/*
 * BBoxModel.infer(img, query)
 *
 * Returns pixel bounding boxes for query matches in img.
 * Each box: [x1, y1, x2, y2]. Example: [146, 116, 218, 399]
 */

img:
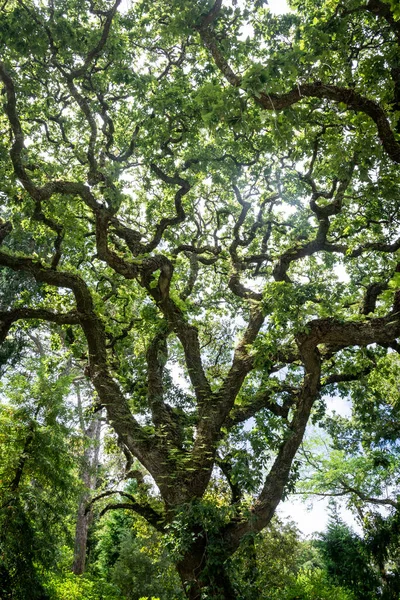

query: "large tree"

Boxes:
[1, 0, 400, 597]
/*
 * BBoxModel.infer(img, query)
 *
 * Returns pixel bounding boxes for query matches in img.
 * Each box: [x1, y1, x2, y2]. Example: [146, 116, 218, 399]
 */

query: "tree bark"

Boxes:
[177, 535, 237, 600]
[72, 399, 102, 575]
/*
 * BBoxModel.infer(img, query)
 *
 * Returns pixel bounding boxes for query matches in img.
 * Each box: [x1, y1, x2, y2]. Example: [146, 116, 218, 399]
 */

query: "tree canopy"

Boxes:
[1, 0, 400, 597]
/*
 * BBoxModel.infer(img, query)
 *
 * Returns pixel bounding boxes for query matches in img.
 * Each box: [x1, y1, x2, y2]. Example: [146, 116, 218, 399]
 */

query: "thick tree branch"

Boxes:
[146, 325, 185, 444]
[197, 26, 400, 163]
[301, 484, 399, 510]
[196, 25, 241, 87]
[0, 66, 105, 211]
[87, 490, 166, 531]
[224, 340, 321, 548]
[338, 481, 399, 509]
[225, 389, 294, 429]
[216, 454, 243, 505]
[321, 368, 373, 386]
[0, 249, 173, 487]
[185, 304, 265, 487]
[0, 307, 80, 344]
[300, 312, 400, 350]
[180, 251, 200, 300]
[148, 164, 190, 251]
[361, 281, 389, 315]
[198, 0, 223, 29]
[71, 0, 122, 78]
[219, 304, 265, 405]
[273, 161, 355, 282]
[140, 256, 212, 406]
[222, 302, 400, 548]
[365, 0, 400, 44]
[99, 503, 165, 527]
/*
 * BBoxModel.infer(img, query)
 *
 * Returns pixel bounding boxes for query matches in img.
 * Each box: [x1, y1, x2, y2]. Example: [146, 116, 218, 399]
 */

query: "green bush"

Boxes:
[279, 569, 355, 600]
[45, 572, 121, 600]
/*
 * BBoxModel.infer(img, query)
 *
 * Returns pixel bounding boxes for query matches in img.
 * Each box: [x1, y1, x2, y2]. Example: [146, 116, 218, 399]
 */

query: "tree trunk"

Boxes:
[177, 536, 237, 600]
[72, 494, 91, 576]
[72, 402, 102, 575]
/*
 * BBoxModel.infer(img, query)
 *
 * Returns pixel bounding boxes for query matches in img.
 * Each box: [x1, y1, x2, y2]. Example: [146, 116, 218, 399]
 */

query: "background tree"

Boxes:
[72, 384, 102, 576]
[1, 0, 400, 597]
[299, 351, 400, 598]
[317, 515, 380, 600]
[0, 344, 80, 598]
[229, 517, 320, 599]
[91, 503, 183, 599]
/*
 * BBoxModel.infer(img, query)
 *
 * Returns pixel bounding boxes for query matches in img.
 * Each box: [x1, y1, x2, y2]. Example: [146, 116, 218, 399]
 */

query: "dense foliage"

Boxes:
[1, 0, 400, 597]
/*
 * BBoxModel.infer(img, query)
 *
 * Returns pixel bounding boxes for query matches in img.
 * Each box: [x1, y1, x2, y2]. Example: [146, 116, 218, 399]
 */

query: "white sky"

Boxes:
[278, 495, 362, 537]
[119, 0, 290, 15]
[268, 0, 290, 14]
